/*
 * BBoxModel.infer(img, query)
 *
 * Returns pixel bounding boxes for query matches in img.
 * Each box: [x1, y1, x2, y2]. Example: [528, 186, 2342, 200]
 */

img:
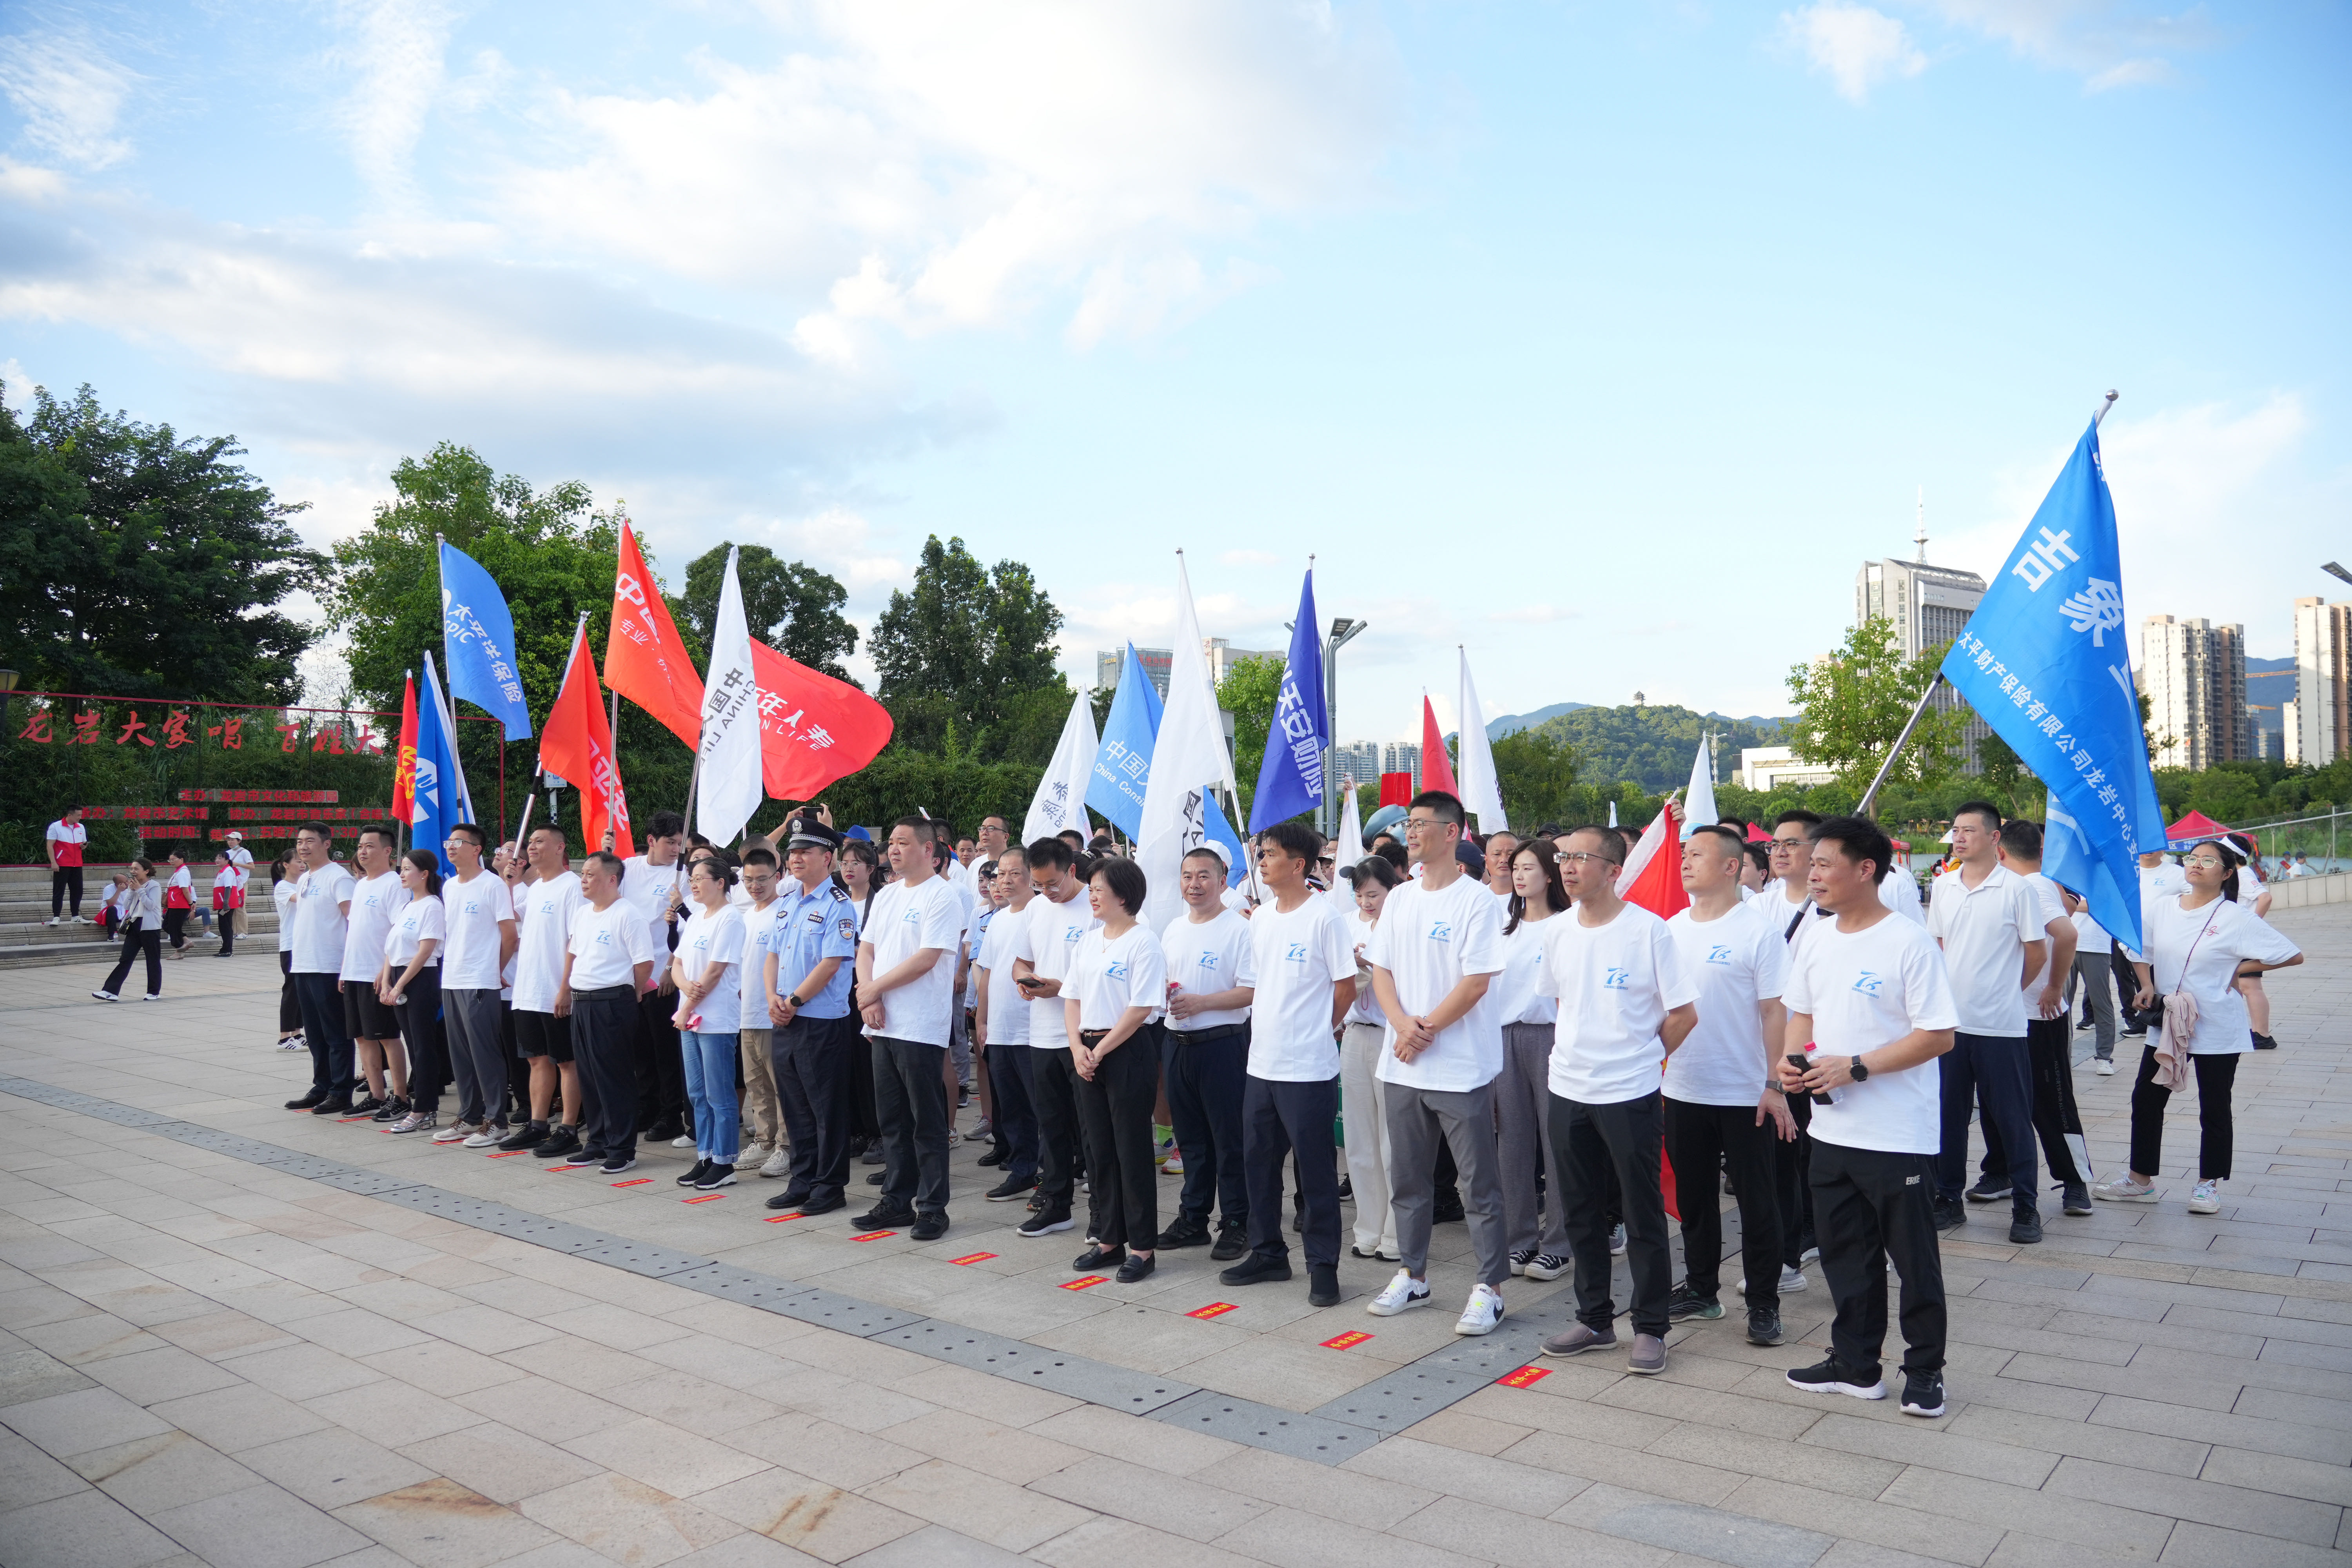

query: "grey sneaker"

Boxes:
[1541, 1323, 1619, 1358]
[1628, 1333, 1667, 1375]
[760, 1147, 792, 1179]
[432, 1120, 478, 1144]
[2094, 1175, 2157, 1203]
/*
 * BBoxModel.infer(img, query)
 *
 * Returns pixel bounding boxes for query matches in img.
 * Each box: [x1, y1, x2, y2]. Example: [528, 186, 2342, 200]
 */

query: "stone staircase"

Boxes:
[0, 864, 281, 970]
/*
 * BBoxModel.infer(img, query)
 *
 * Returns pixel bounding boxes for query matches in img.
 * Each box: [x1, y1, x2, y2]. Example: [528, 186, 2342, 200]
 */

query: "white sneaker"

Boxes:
[1735, 1266, 1808, 1297]
[432, 1121, 477, 1144]
[1608, 1224, 1626, 1256]
[671, 1133, 695, 1148]
[2188, 1180, 2220, 1215]
[2093, 1175, 2157, 1203]
[2096, 1059, 2116, 1075]
[278, 1036, 305, 1051]
[1367, 1270, 1432, 1318]
[462, 1127, 501, 1148]
[760, 1147, 792, 1179]
[91, 990, 118, 1002]
[45, 917, 63, 927]
[1455, 1283, 1505, 1337]
[736, 1144, 767, 1170]
[138, 993, 162, 1002]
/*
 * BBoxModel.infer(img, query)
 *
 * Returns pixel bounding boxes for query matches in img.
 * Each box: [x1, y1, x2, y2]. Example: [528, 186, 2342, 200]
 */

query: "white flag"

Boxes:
[1024, 686, 1100, 847]
[1327, 779, 1364, 917]
[693, 546, 764, 846]
[1455, 647, 1507, 833]
[1138, 554, 1237, 931]
[1680, 732, 1718, 838]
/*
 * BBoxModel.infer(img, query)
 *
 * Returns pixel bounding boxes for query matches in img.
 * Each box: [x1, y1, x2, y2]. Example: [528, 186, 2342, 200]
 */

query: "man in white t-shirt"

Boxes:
[45, 806, 88, 924]
[1011, 836, 1100, 1238]
[506, 824, 586, 1160]
[973, 847, 1041, 1204]
[854, 816, 965, 1241]
[339, 825, 410, 1118]
[436, 823, 519, 1148]
[223, 830, 254, 873]
[1218, 824, 1350, 1307]
[1779, 816, 1959, 1419]
[1662, 826, 1795, 1348]
[1535, 825, 1697, 1374]
[1364, 791, 1512, 1336]
[1978, 820, 2091, 1216]
[1158, 843, 1258, 1260]
[621, 810, 691, 1143]
[563, 851, 660, 1175]
[1925, 802, 2047, 1243]
[287, 822, 359, 1112]
[1759, 810, 1834, 1283]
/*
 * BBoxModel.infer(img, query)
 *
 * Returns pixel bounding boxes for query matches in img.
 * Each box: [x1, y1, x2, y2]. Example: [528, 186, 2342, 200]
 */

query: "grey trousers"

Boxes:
[1496, 1021, 1570, 1257]
[442, 989, 509, 1129]
[1382, 1078, 1510, 1287]
[2070, 952, 2118, 1059]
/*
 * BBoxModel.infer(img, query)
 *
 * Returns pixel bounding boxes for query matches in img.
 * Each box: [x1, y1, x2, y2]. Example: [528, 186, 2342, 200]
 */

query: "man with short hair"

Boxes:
[564, 851, 660, 1175]
[1926, 802, 2047, 1243]
[1012, 836, 1099, 1237]
[1756, 810, 1829, 1289]
[1158, 843, 1257, 1259]
[733, 846, 790, 1179]
[854, 817, 964, 1240]
[509, 824, 586, 1159]
[622, 811, 691, 1142]
[974, 846, 1042, 1201]
[287, 823, 358, 1113]
[1981, 819, 2089, 1215]
[435, 823, 519, 1149]
[765, 817, 861, 1213]
[1537, 824, 1697, 1374]
[340, 825, 410, 1118]
[45, 806, 87, 926]
[1780, 816, 1958, 1418]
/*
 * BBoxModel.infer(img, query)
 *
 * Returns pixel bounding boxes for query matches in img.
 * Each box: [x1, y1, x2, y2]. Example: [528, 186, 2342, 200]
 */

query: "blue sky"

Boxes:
[3, 1, 2345, 741]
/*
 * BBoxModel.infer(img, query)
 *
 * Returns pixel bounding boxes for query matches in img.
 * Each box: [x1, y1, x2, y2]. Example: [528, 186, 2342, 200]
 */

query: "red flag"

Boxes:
[1377, 771, 1415, 808]
[604, 520, 704, 750]
[1419, 697, 1459, 797]
[391, 673, 420, 823]
[1615, 797, 1688, 1220]
[543, 622, 635, 858]
[750, 639, 893, 801]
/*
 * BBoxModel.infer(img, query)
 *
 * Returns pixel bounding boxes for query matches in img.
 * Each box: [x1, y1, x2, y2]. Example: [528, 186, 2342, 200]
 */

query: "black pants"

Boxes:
[983, 1039, 1039, 1183]
[102, 922, 162, 998]
[2129, 1045, 2238, 1180]
[161, 908, 189, 952]
[771, 1014, 857, 1204]
[394, 967, 447, 1114]
[1031, 1044, 1085, 1219]
[1775, 1090, 1816, 1268]
[573, 986, 641, 1163]
[1243, 1074, 1339, 1269]
[1664, 1097, 1784, 1309]
[52, 866, 82, 917]
[1981, 1016, 2087, 1187]
[871, 1034, 952, 1217]
[216, 909, 235, 956]
[1552, 1090, 1673, 1338]
[635, 989, 686, 1132]
[1937, 1031, 2037, 1219]
[1811, 1138, 1945, 1382]
[1072, 1026, 1161, 1250]
[848, 987, 880, 1143]
[1164, 1025, 1249, 1230]
[278, 951, 303, 1033]
[294, 971, 355, 1097]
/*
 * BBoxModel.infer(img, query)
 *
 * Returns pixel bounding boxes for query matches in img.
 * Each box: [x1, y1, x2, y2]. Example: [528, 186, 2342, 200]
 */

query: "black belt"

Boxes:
[1167, 1023, 1246, 1045]
[575, 984, 635, 1000]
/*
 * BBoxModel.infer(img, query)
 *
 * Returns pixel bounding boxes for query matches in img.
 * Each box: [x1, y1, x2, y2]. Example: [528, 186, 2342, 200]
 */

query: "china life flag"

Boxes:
[391, 673, 421, 823]
[541, 623, 635, 858]
[604, 521, 704, 749]
[750, 640, 893, 801]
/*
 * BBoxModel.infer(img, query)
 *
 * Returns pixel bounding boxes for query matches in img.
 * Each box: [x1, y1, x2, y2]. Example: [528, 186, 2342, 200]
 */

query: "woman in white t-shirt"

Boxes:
[671, 858, 748, 1190]
[2097, 840, 2302, 1215]
[1061, 857, 1167, 1282]
[160, 851, 195, 958]
[270, 853, 304, 1047]
[381, 852, 450, 1135]
[1494, 841, 1572, 1281]
[1338, 855, 1403, 1260]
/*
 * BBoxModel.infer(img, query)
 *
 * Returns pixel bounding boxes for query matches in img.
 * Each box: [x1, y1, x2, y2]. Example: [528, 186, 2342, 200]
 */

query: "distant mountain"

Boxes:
[1485, 702, 1590, 739]
[1506, 703, 1794, 793]
[2248, 656, 2293, 735]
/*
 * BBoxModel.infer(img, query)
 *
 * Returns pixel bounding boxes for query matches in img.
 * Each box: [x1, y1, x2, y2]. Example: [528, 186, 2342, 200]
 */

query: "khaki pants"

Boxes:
[739, 1027, 782, 1151]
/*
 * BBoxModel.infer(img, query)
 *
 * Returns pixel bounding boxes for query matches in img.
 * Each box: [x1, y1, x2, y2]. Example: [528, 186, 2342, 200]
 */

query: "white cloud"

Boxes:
[1905, 2, 2205, 90]
[330, 0, 457, 207]
[1780, 2, 1926, 103]
[0, 26, 137, 169]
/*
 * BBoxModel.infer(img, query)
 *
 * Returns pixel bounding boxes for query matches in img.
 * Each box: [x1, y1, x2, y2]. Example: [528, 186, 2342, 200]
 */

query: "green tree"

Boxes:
[680, 543, 858, 680]
[869, 535, 1065, 754]
[1784, 618, 1967, 792]
[1216, 654, 1287, 822]
[1518, 705, 1785, 793]
[0, 383, 321, 701]
[1489, 728, 1582, 826]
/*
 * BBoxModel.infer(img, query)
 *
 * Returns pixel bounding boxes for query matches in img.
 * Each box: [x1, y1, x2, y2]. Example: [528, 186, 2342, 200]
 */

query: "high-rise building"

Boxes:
[1382, 740, 1421, 787]
[1331, 742, 1382, 790]
[1096, 638, 1282, 700]
[2140, 615, 2249, 771]
[1853, 501, 1988, 772]
[2288, 597, 2352, 766]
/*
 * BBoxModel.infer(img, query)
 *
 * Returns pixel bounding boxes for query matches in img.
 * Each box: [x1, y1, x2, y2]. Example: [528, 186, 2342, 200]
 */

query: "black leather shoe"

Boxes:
[853, 1204, 916, 1229]
[1931, 1198, 1966, 1233]
[909, 1213, 948, 1241]
[1209, 1225, 1249, 1262]
[285, 1089, 327, 1111]
[1308, 1264, 1340, 1307]
[310, 1098, 354, 1116]
[1114, 1253, 1155, 1284]
[1431, 1188, 1466, 1224]
[798, 1192, 846, 1215]
[976, 1147, 1007, 1167]
[1073, 1243, 1125, 1270]
[1219, 1253, 1292, 1287]
[1157, 1220, 1212, 1250]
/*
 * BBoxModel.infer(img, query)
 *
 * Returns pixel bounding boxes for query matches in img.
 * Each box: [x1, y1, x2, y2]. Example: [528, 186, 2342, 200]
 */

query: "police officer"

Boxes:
[764, 814, 862, 1215]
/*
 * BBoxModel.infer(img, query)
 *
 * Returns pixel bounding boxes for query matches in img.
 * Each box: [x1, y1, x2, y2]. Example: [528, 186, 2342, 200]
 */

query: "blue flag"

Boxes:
[412, 653, 477, 876]
[1939, 418, 2164, 951]
[1249, 569, 1329, 831]
[1086, 642, 1246, 882]
[439, 540, 532, 740]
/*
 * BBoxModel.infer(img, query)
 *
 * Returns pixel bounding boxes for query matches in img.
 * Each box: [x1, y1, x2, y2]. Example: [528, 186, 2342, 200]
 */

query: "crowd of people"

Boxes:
[55, 788, 2305, 1421]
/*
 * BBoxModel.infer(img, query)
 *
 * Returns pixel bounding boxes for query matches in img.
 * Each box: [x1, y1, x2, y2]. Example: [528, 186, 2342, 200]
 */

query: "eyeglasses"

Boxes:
[1558, 851, 1618, 866]
[1404, 817, 1452, 833]
[2183, 855, 2227, 870]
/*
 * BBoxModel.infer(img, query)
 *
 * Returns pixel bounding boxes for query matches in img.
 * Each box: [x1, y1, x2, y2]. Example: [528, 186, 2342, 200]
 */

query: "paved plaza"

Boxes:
[2, 902, 2349, 1568]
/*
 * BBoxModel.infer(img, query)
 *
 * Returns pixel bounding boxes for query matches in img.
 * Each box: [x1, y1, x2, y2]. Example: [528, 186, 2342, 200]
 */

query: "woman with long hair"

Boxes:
[93, 859, 163, 1002]
[1338, 854, 1403, 1260]
[271, 852, 304, 1047]
[2096, 839, 2301, 1214]
[1494, 839, 1573, 1281]
[382, 851, 450, 1135]
[672, 856, 748, 1189]
[1063, 857, 1166, 1282]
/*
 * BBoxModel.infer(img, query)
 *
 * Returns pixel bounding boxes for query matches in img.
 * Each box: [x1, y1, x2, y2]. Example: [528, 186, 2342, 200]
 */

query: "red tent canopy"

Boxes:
[2165, 809, 2233, 847]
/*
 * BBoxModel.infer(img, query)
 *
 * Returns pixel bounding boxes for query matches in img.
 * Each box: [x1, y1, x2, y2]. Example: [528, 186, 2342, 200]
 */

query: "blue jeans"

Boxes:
[681, 1029, 741, 1159]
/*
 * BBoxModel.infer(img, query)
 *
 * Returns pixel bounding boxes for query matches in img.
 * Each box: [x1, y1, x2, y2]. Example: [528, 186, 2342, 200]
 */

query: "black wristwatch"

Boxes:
[1849, 1055, 1870, 1082]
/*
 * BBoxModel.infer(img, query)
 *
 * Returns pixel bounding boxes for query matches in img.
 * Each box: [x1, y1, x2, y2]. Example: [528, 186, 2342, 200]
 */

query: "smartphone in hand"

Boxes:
[1788, 1053, 1833, 1106]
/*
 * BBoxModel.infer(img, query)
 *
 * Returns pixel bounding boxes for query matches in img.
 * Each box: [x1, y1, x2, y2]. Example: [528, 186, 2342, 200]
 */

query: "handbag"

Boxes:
[2149, 903, 2223, 1093]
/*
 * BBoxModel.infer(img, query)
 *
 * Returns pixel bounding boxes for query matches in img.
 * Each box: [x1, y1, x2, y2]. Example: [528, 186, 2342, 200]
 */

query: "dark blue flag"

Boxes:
[1249, 570, 1329, 831]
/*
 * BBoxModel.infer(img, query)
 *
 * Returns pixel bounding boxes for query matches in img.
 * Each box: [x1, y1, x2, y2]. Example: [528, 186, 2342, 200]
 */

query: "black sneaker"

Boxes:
[1785, 1357, 1887, 1401]
[598, 1157, 636, 1176]
[1900, 1371, 1947, 1417]
[1157, 1219, 1212, 1249]
[1964, 1177, 2012, 1204]
[798, 1192, 846, 1215]
[976, 1147, 1007, 1168]
[1019, 1209, 1075, 1238]
[1073, 1243, 1125, 1270]
[909, 1213, 947, 1241]
[310, 1097, 354, 1116]
[2252, 1033, 2279, 1051]
[854, 1204, 916, 1230]
[1219, 1253, 1292, 1287]
[2062, 1182, 2092, 1216]
[645, 1118, 684, 1143]
[864, 1171, 885, 1186]
[1931, 1198, 1967, 1233]
[534, 1126, 583, 1159]
[285, 1089, 327, 1111]
[985, 1174, 1037, 1203]
[1308, 1264, 1340, 1308]
[1209, 1224, 1249, 1262]
[1746, 1307, 1784, 1346]
[2009, 1211, 2043, 1245]
[1431, 1188, 1465, 1224]
[350, 1094, 387, 1116]
[370, 1096, 411, 1123]
[695, 1164, 736, 1191]
[860, 1145, 886, 1166]
[559, 1146, 602, 1169]
[1666, 1282, 1724, 1322]
[499, 1121, 549, 1152]
[1114, 1253, 1154, 1283]
[676, 1159, 711, 1188]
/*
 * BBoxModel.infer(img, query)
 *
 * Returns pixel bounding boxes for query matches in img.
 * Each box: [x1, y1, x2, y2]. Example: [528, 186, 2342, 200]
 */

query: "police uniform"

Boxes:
[765, 817, 862, 1211]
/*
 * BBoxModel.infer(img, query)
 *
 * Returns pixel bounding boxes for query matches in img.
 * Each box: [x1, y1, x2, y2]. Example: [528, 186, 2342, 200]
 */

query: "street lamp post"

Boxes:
[1320, 618, 1367, 836]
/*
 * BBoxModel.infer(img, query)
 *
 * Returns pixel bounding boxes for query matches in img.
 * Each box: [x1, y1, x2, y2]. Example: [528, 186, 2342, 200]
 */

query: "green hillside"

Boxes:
[1525, 704, 1789, 793]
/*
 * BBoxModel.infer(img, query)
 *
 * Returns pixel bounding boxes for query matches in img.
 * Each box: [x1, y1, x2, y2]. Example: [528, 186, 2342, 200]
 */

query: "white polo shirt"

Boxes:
[1925, 863, 2040, 1037]
[289, 861, 354, 975]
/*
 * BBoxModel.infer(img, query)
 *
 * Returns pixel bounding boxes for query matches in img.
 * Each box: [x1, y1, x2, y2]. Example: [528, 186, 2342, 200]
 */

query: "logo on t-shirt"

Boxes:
[1428, 921, 1453, 942]
[1706, 946, 1734, 966]
[1603, 966, 1630, 990]
[594, 930, 613, 946]
[1063, 926, 1082, 944]
[462, 900, 480, 915]
[1851, 970, 1885, 995]
[1285, 943, 1308, 963]
[1107, 961, 1129, 981]
[1198, 952, 1220, 971]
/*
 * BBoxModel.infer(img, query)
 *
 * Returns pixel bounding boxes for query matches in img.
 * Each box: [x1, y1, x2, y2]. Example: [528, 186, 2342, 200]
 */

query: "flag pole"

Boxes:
[1858, 390, 2119, 817]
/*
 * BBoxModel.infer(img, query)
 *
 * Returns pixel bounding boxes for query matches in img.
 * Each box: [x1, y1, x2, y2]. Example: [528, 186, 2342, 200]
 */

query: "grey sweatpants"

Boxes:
[1496, 1021, 1570, 1258]
[1382, 1078, 1510, 1287]
[2070, 952, 2118, 1060]
[442, 988, 509, 1129]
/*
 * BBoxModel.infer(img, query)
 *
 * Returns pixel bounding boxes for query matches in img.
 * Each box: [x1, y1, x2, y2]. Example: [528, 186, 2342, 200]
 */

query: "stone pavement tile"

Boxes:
[396, 1421, 605, 1505]
[1944, 1404, 2210, 1475]
[562, 1413, 771, 1497]
[1166, 1332, 1386, 1412]
[1028, 1514, 1264, 1568]
[449, 1370, 633, 1435]
[0, 1281, 91, 1331]
[1025, 1402, 1247, 1476]
[2040, 1310, 2266, 1359]
[691, 1465, 925, 1564]
[633, 1332, 801, 1391]
[454, 1274, 601, 1321]
[1819, 1541, 1960, 1568]
[869, 1407, 1089, 1485]
[2235, 1384, 2352, 1432]
[667, 1533, 828, 1567]
[1879, 1466, 2177, 1558]
[151, 1479, 374, 1568]
[536, 1299, 701, 1354]
[655, 1296, 828, 1354]
[2256, 1337, 2352, 1375]
[746, 1365, 938, 1434]
[1394, 1402, 1537, 1455]
[405, 1303, 561, 1356]
[216, 1339, 384, 1401]
[1559, 1485, 1841, 1568]
[1028, 1452, 1270, 1544]
[2137, 1341, 2352, 1399]
[1648, 1419, 1906, 1500]
[1501, 1426, 1745, 1505]
[0, 1423, 88, 1508]
[858, 1456, 1093, 1552]
[2044, 1454, 2342, 1546]
[518, 1470, 745, 1563]
[358, 1336, 530, 1396]
[1029, 1300, 1255, 1376]
[70, 1429, 260, 1513]
[883, 1359, 1082, 1428]
[17, 1310, 167, 1366]
[1800, 1410, 2059, 1487]
[1596, 1373, 1829, 1439]
[0, 1486, 187, 1568]
[2088, 1392, 2352, 1463]
[1980, 1531, 2172, 1568]
[840, 1521, 1036, 1566]
[1230, 1498, 1509, 1568]
[240, 1425, 439, 1510]
[1991, 1353, 2243, 1413]
[148, 1307, 303, 1360]
[2200, 1444, 2352, 1506]
[726, 1412, 928, 1492]
[5, 1383, 174, 1457]
[332, 1477, 570, 1568]
[303, 1376, 485, 1448]
[2156, 1520, 2352, 1568]
[1194, 1445, 1440, 1530]
[1719, 1476, 2004, 1567]
[601, 1368, 786, 1439]
[281, 1306, 435, 1358]
[499, 1332, 670, 1393]
[0, 1343, 97, 1405]
[1460, 1381, 1677, 1446]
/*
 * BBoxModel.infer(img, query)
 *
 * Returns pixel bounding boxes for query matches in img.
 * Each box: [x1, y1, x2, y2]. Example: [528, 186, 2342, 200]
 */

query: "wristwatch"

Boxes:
[1849, 1055, 1870, 1082]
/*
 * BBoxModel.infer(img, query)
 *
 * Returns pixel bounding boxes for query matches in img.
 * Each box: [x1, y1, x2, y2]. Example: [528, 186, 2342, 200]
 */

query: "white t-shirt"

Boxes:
[1344, 907, 1384, 1027]
[1664, 901, 1789, 1107]
[568, 897, 658, 991]
[512, 871, 584, 1014]
[1542, 903, 1695, 1105]
[440, 871, 515, 991]
[2140, 894, 2299, 1054]
[224, 843, 253, 871]
[1069, 924, 1168, 1033]
[1492, 913, 1559, 1027]
[1881, 865, 1925, 924]
[2071, 907, 2111, 951]
[862, 875, 965, 1045]
[621, 854, 687, 960]
[1015, 888, 1099, 1049]
[385, 895, 445, 970]
[977, 900, 1033, 1046]
[289, 862, 354, 974]
[1245, 897, 1354, 1080]
[274, 879, 300, 953]
[1161, 908, 1257, 1034]
[1365, 874, 1506, 1093]
[1784, 912, 1959, 1154]
[2139, 862, 2189, 901]
[1926, 864, 2040, 1037]
[676, 904, 747, 1034]
[739, 901, 781, 1020]
[340, 871, 408, 984]
[2017, 871, 2068, 1004]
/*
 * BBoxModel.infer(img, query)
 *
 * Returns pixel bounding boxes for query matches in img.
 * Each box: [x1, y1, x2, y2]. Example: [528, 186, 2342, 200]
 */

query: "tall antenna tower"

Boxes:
[1915, 486, 1929, 563]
